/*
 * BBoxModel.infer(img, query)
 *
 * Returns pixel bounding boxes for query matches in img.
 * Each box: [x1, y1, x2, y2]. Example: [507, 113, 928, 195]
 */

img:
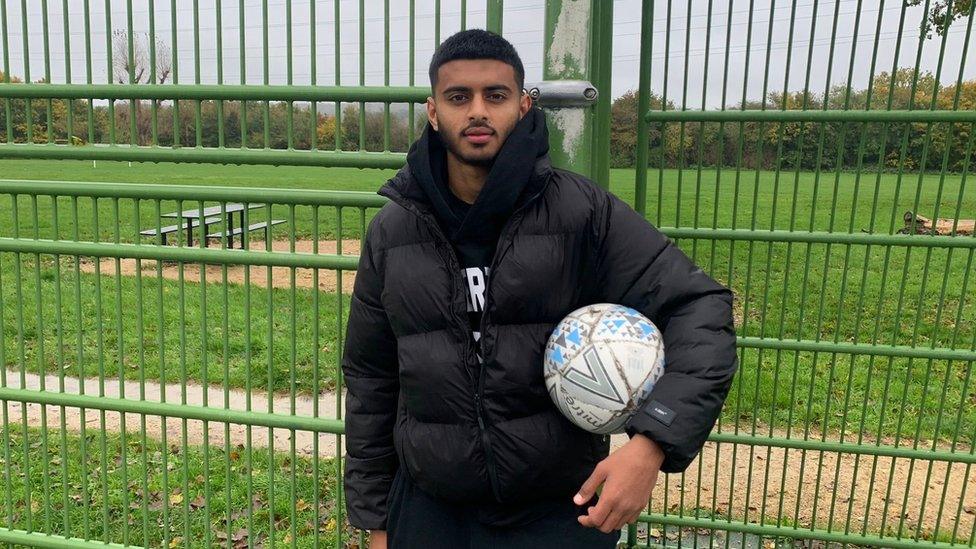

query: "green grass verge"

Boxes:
[0, 424, 356, 547]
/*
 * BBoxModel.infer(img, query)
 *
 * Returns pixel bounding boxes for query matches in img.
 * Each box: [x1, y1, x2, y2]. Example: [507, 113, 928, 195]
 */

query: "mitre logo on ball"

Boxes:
[544, 303, 666, 435]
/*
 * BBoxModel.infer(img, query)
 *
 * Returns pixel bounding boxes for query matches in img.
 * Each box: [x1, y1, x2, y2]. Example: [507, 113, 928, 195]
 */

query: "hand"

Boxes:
[368, 530, 387, 549]
[574, 434, 664, 533]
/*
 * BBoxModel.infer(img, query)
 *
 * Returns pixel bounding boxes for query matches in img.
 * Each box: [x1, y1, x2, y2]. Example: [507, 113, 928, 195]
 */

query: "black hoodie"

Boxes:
[408, 107, 551, 356]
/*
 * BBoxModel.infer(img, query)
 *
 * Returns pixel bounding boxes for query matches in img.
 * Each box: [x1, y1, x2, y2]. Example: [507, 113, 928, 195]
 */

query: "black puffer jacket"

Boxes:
[342, 109, 738, 531]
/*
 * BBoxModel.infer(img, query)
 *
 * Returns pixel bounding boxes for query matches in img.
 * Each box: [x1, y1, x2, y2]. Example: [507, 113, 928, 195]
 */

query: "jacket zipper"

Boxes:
[381, 181, 550, 503]
[474, 208, 529, 502]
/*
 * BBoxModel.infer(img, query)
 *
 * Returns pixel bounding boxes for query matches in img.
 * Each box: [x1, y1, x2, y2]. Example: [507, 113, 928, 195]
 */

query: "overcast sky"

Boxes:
[2, 0, 973, 108]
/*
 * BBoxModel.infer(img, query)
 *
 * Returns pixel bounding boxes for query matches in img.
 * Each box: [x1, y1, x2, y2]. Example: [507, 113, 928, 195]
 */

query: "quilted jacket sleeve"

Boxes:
[342, 225, 399, 530]
[594, 192, 738, 473]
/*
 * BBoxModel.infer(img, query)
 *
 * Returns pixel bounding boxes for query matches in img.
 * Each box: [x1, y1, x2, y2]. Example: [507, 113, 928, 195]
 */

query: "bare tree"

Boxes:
[112, 30, 172, 84]
[111, 30, 174, 145]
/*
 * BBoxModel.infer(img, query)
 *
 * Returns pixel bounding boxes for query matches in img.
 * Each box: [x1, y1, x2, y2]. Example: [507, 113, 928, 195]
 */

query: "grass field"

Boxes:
[0, 159, 973, 445]
[0, 424, 352, 547]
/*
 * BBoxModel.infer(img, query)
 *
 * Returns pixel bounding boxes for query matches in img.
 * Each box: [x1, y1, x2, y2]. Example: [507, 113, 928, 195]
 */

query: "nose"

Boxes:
[468, 95, 489, 121]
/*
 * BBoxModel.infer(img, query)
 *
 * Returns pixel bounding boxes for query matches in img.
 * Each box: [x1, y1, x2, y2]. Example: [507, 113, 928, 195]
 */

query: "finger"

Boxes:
[577, 504, 605, 529]
[577, 506, 593, 527]
[574, 463, 608, 505]
[586, 496, 614, 528]
[599, 509, 627, 534]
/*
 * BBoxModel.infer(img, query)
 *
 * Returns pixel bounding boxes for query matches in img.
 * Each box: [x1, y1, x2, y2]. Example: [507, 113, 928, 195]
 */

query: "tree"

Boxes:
[907, 0, 973, 38]
[109, 30, 173, 145]
[112, 29, 172, 84]
[340, 104, 411, 152]
[0, 71, 85, 144]
[609, 90, 673, 168]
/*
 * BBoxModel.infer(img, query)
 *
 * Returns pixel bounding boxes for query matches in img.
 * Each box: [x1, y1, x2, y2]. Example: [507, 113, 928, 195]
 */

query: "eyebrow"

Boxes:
[441, 84, 514, 96]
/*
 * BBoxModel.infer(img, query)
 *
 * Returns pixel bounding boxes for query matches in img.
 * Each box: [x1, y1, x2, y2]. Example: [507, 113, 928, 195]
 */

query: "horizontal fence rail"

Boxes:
[0, 84, 431, 103]
[644, 109, 976, 123]
[0, 144, 409, 168]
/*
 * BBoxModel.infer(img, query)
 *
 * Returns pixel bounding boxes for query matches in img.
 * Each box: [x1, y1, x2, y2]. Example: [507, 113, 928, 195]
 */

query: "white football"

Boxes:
[543, 303, 666, 435]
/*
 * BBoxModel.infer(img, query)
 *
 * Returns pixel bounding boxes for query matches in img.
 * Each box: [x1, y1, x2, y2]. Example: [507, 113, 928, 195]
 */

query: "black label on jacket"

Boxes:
[645, 400, 676, 426]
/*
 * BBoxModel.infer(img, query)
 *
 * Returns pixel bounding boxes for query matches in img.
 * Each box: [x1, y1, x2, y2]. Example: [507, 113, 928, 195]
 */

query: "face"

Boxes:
[427, 59, 532, 167]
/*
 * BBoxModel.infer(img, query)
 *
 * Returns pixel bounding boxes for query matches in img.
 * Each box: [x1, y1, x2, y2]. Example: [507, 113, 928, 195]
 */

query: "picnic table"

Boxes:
[900, 210, 975, 236]
[141, 203, 284, 248]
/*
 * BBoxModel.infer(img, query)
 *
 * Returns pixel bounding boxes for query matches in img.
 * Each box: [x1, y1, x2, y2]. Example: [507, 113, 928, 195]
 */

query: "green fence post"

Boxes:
[486, 0, 503, 35]
[541, 0, 611, 188]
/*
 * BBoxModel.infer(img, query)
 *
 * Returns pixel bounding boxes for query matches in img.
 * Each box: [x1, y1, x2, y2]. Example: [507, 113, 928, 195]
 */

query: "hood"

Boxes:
[379, 106, 553, 242]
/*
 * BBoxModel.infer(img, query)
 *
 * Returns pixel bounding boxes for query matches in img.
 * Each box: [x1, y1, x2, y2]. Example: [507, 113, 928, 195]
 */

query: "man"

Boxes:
[342, 29, 737, 548]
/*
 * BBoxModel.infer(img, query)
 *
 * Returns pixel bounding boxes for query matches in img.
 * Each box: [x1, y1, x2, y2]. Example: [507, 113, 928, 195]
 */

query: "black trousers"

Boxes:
[386, 469, 620, 549]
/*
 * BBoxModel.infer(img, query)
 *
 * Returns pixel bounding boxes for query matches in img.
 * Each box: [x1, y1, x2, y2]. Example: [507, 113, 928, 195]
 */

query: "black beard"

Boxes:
[439, 131, 497, 168]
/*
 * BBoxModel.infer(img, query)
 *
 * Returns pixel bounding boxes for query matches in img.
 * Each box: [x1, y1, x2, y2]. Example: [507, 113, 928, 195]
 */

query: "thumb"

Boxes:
[574, 462, 607, 505]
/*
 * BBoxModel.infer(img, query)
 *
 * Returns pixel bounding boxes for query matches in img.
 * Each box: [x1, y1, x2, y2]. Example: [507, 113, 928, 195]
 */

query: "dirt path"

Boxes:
[79, 239, 362, 293]
[2, 369, 973, 540]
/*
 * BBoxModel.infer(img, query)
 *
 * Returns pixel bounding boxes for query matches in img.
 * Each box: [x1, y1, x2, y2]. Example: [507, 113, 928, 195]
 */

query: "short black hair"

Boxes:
[428, 29, 525, 92]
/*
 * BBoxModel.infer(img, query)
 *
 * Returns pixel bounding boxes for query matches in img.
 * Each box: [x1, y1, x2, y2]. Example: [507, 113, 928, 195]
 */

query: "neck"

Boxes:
[446, 151, 490, 204]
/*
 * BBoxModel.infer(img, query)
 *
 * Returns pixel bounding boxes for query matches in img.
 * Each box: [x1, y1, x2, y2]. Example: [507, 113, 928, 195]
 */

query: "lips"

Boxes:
[463, 127, 494, 145]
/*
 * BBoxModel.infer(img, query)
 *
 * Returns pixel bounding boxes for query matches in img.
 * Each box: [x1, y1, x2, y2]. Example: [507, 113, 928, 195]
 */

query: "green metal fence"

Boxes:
[0, 1, 974, 548]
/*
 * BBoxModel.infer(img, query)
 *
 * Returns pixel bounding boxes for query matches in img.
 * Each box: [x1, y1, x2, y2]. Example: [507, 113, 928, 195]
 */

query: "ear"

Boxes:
[518, 90, 532, 119]
[426, 97, 438, 131]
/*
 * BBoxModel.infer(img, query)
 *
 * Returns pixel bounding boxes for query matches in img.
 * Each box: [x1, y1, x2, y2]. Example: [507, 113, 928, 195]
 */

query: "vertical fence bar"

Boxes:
[262, 0, 270, 149]
[132, 198, 151, 547]
[0, 242, 9, 546]
[61, 0, 72, 143]
[310, 0, 317, 151]
[193, 0, 202, 147]
[288, 204, 298, 549]
[336, 206, 347, 549]
[384, 0, 390, 152]
[1, 0, 11, 143]
[171, 0, 179, 147]
[265, 202, 275, 548]
[28, 195, 51, 535]
[126, 1, 137, 145]
[70, 197, 83, 541]
[312, 206, 321, 548]
[486, 0, 503, 34]
[286, 0, 294, 150]
[358, 0, 365, 151]
[334, 0, 342, 151]
[90, 197, 103, 543]
[590, 0, 612, 189]
[20, 0, 31, 143]
[51, 199, 66, 537]
[83, 0, 94, 143]
[240, 0, 247, 148]
[216, 0, 225, 148]
[243, 201, 255, 547]
[407, 0, 415, 145]
[149, 0, 158, 145]
[104, 0, 114, 144]
[633, 0, 652, 217]
[41, 1, 51, 144]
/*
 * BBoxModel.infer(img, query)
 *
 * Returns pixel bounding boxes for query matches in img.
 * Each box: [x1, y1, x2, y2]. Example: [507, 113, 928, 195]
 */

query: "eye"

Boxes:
[488, 93, 506, 101]
[448, 94, 468, 103]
